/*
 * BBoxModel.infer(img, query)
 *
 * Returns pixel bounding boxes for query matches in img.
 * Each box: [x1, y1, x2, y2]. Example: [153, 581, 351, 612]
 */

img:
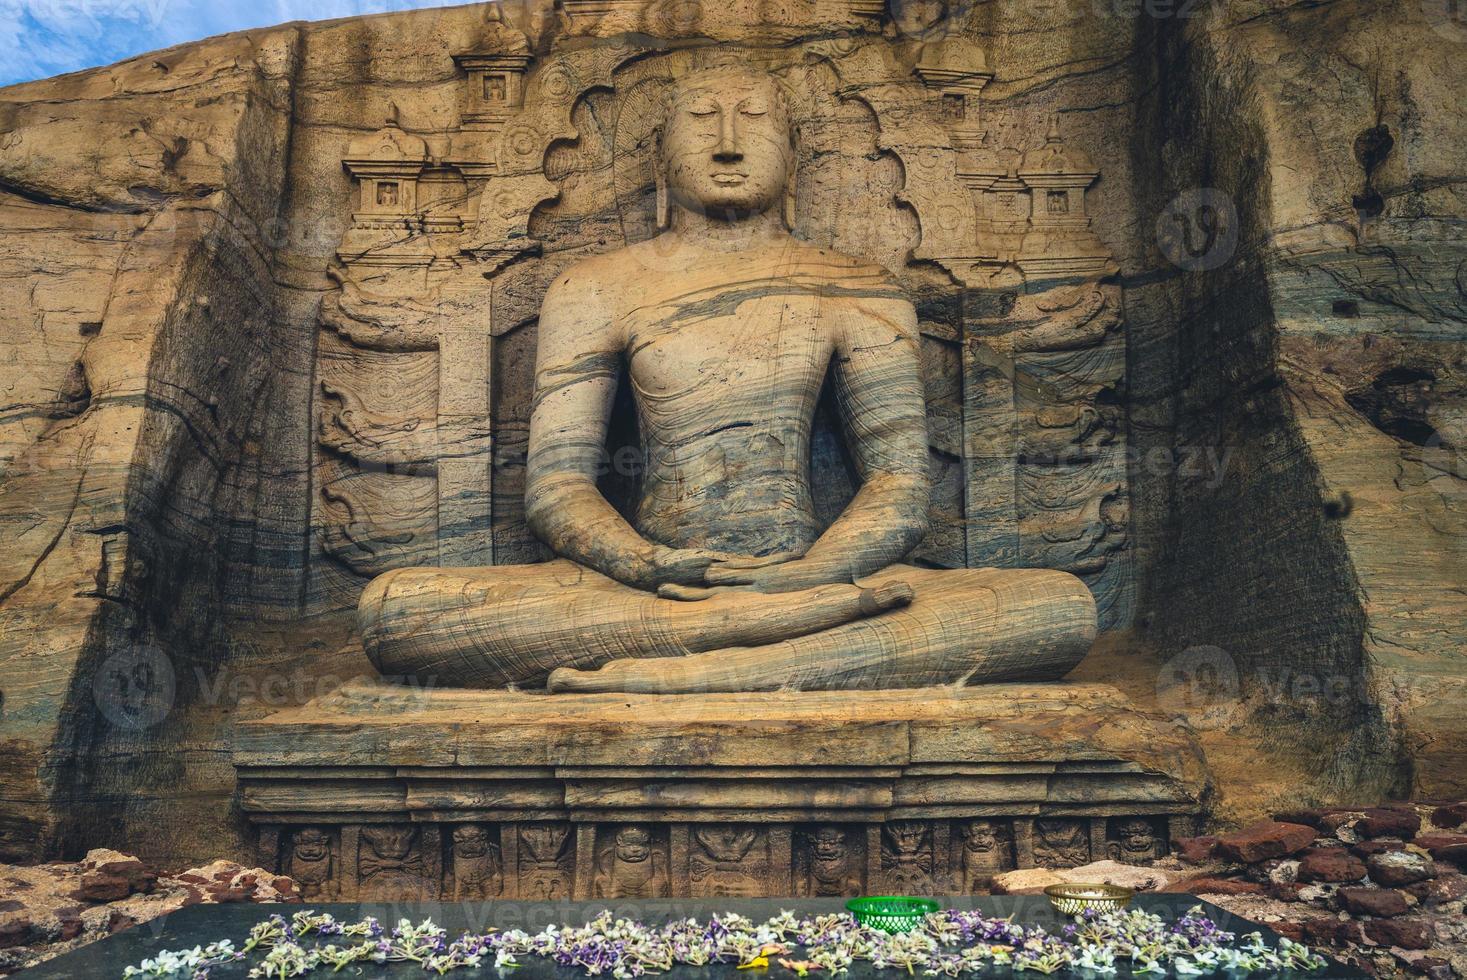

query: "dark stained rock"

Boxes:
[1173, 835, 1219, 864]
[1423, 840, 1467, 867]
[1429, 802, 1467, 830]
[1363, 917, 1432, 950]
[1271, 920, 1306, 942]
[1303, 917, 1363, 945]
[72, 872, 133, 903]
[1299, 848, 1368, 882]
[1320, 811, 1367, 834]
[1366, 850, 1436, 887]
[1339, 886, 1411, 918]
[1352, 840, 1400, 858]
[1404, 873, 1467, 906]
[1267, 880, 1307, 901]
[1272, 809, 1327, 829]
[0, 916, 32, 949]
[107, 910, 139, 934]
[1357, 809, 1422, 840]
[1215, 822, 1318, 863]
[1163, 876, 1265, 895]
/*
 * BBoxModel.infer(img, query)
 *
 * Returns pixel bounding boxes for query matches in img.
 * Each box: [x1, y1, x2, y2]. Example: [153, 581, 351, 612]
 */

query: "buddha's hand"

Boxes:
[650, 551, 801, 600]
[701, 556, 852, 594]
[643, 546, 794, 590]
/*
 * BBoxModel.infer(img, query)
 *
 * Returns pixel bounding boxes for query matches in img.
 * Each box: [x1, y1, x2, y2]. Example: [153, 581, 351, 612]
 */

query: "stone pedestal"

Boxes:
[233, 682, 1208, 900]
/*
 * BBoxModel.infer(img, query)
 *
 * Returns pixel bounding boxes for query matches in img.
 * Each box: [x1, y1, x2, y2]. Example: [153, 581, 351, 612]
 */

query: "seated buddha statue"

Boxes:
[357, 64, 1097, 694]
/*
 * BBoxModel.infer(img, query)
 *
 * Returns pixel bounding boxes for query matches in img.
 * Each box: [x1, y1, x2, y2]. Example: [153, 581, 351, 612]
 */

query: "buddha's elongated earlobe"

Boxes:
[655, 130, 671, 231]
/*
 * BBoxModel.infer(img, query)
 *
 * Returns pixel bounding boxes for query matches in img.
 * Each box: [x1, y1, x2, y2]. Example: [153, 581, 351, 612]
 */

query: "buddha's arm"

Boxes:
[525, 270, 707, 592]
[706, 291, 930, 592]
[805, 292, 931, 573]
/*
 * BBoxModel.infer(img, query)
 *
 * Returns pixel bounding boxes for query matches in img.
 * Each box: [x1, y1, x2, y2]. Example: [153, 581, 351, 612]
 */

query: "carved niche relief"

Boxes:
[447, 824, 504, 899]
[517, 822, 575, 899]
[308, 0, 1132, 627]
[286, 826, 338, 900]
[592, 825, 670, 899]
[952, 818, 1015, 892]
[795, 825, 864, 897]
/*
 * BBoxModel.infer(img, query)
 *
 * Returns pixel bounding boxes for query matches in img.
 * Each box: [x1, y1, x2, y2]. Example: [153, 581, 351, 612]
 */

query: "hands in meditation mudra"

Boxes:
[358, 65, 1097, 693]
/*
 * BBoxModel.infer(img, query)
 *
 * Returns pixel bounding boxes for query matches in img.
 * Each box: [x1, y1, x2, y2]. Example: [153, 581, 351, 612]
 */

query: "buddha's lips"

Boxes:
[711, 172, 747, 184]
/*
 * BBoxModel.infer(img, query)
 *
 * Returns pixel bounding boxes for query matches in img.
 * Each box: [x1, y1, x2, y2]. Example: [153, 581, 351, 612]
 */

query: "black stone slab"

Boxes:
[12, 896, 1366, 979]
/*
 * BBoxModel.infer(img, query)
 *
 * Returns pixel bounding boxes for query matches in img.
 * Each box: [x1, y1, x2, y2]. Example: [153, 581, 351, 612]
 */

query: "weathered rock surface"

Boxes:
[0, 0, 1462, 874]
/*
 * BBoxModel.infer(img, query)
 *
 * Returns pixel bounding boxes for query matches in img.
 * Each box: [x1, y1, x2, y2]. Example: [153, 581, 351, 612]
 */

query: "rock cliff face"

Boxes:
[0, 0, 1462, 864]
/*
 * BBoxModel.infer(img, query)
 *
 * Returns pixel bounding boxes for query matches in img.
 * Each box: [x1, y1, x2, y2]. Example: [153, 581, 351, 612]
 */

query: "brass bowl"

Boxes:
[1044, 882, 1136, 916]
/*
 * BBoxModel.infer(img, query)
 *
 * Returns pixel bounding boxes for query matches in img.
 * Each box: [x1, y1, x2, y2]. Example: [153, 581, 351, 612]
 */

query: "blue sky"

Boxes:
[0, 0, 465, 88]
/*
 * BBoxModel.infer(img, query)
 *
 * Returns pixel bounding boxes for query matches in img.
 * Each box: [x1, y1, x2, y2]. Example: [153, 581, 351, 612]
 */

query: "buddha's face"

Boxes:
[661, 70, 793, 220]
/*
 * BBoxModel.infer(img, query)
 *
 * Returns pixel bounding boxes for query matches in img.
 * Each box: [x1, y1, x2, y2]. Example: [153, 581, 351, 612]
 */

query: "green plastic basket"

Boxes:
[846, 896, 941, 934]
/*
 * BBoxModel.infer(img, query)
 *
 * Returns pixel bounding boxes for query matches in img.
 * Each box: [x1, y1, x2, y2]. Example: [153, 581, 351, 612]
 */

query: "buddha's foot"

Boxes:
[546, 581, 914, 693]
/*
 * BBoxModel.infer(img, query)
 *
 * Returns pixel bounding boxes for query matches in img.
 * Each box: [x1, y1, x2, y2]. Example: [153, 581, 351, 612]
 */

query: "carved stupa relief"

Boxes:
[308, 0, 1132, 626]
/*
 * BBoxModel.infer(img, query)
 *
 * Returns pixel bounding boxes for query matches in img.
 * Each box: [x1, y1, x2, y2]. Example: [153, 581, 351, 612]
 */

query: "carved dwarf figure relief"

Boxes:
[691, 825, 762, 897]
[882, 821, 934, 893]
[799, 826, 861, 897]
[593, 826, 669, 899]
[448, 824, 503, 899]
[357, 62, 1098, 694]
[518, 824, 572, 900]
[957, 819, 1013, 892]
[359, 825, 425, 899]
[288, 826, 334, 899]
[1108, 818, 1164, 863]
[1033, 819, 1089, 868]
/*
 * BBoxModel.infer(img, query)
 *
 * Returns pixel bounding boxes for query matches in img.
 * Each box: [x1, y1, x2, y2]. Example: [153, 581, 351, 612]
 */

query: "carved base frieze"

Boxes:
[251, 812, 1197, 902]
[236, 682, 1206, 899]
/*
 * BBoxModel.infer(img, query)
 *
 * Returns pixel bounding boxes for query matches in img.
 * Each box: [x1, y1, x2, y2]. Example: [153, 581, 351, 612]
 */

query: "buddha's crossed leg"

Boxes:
[359, 559, 914, 689]
[545, 565, 1096, 693]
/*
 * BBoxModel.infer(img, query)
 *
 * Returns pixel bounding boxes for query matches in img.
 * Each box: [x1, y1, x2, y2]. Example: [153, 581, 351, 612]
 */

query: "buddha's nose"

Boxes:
[713, 112, 743, 162]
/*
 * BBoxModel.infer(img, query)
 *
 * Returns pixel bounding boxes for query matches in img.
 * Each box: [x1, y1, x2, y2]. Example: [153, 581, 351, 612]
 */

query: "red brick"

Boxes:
[1363, 918, 1431, 950]
[1404, 873, 1467, 906]
[1173, 835, 1219, 864]
[1299, 848, 1367, 882]
[1429, 802, 1467, 830]
[1163, 876, 1265, 895]
[1338, 886, 1410, 918]
[1216, 821, 1318, 863]
[1366, 850, 1436, 887]
[0, 916, 32, 950]
[1303, 917, 1362, 945]
[1272, 809, 1327, 829]
[1357, 809, 1422, 840]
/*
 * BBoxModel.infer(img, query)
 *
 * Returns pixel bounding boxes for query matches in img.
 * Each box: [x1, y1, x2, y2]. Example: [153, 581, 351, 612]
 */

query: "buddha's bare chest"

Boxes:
[621, 291, 835, 417]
